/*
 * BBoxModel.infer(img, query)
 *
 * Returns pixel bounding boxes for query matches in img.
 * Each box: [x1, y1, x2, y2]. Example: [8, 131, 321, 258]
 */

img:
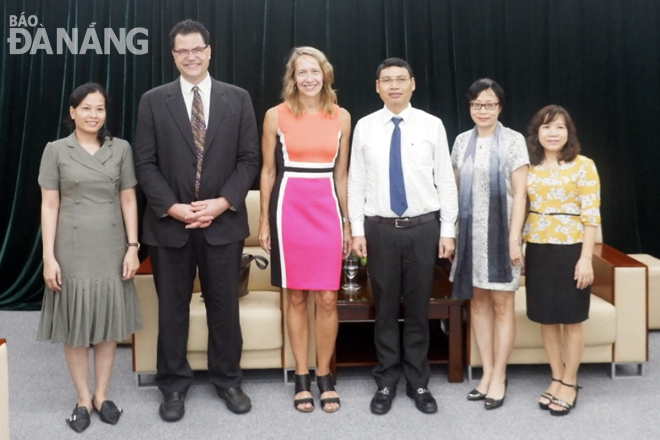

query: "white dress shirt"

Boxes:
[348, 104, 458, 238]
[180, 73, 211, 126]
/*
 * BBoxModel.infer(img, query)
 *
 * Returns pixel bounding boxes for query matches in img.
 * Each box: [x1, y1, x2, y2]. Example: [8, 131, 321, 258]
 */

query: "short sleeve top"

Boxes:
[450, 126, 529, 176]
[523, 155, 601, 244]
[38, 134, 137, 192]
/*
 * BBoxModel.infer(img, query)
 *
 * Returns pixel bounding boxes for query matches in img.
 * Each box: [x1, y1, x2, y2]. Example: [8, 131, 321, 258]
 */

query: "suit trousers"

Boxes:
[365, 217, 439, 389]
[150, 229, 244, 394]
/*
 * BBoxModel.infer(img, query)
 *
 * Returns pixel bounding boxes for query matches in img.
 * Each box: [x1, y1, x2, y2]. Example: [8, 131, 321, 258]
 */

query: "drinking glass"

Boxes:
[342, 255, 360, 291]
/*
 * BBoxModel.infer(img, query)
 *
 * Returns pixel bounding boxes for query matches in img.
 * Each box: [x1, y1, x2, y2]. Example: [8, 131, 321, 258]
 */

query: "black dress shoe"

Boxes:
[484, 379, 508, 410]
[217, 386, 252, 414]
[159, 392, 186, 422]
[370, 387, 396, 415]
[93, 398, 123, 425]
[467, 388, 487, 401]
[67, 405, 91, 433]
[406, 387, 438, 414]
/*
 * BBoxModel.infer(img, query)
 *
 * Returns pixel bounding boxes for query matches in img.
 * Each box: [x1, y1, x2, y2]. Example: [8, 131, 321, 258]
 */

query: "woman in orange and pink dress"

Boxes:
[259, 47, 351, 413]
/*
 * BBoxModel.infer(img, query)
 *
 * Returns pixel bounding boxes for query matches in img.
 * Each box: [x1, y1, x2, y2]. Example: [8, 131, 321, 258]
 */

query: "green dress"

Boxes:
[37, 133, 142, 347]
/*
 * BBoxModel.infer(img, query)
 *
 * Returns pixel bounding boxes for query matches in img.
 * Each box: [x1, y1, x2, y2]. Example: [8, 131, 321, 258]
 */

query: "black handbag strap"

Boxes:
[243, 254, 269, 270]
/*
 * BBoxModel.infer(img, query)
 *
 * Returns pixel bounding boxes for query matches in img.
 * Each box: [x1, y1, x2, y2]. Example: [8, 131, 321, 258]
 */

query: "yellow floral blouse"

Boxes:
[523, 155, 601, 244]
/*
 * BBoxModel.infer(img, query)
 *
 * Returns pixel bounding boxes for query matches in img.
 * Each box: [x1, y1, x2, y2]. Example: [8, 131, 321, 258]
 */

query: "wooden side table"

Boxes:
[332, 263, 466, 383]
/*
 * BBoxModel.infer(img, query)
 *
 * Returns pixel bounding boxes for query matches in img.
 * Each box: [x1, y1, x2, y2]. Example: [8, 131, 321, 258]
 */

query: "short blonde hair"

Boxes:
[282, 46, 337, 118]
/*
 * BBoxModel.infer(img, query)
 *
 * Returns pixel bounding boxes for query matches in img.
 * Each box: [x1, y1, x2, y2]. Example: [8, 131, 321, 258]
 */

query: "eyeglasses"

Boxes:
[469, 102, 499, 111]
[378, 76, 411, 85]
[173, 45, 208, 57]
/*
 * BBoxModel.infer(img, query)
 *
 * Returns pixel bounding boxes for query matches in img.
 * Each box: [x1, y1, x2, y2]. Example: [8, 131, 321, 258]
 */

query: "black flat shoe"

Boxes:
[66, 404, 91, 433]
[484, 379, 508, 410]
[370, 387, 396, 415]
[406, 387, 438, 414]
[539, 378, 561, 410]
[159, 391, 185, 422]
[293, 373, 314, 413]
[549, 381, 582, 416]
[467, 388, 487, 401]
[217, 386, 252, 414]
[93, 397, 123, 425]
[317, 374, 341, 413]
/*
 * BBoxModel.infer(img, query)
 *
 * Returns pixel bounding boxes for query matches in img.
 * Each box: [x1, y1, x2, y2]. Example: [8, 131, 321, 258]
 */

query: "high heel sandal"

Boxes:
[549, 381, 582, 416]
[317, 374, 341, 413]
[484, 378, 508, 410]
[539, 378, 561, 410]
[293, 374, 315, 413]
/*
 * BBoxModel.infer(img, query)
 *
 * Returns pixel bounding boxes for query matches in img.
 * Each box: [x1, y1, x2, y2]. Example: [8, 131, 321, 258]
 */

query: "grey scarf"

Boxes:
[452, 122, 512, 300]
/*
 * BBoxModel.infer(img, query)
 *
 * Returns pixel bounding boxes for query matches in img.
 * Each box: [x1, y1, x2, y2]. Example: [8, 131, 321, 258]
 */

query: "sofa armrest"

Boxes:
[0, 339, 10, 440]
[593, 244, 648, 363]
[132, 275, 159, 372]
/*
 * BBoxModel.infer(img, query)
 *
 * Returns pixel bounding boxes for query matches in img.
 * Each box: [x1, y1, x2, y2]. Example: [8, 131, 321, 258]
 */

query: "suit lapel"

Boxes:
[204, 79, 228, 151]
[66, 133, 116, 180]
[165, 81, 197, 156]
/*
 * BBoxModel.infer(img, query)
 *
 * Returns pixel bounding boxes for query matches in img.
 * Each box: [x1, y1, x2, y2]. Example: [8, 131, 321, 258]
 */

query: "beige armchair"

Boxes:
[628, 254, 660, 330]
[467, 235, 648, 380]
[0, 339, 9, 440]
[132, 190, 316, 385]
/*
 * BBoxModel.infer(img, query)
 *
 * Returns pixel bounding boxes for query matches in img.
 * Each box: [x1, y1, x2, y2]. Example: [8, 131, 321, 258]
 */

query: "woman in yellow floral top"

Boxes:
[523, 105, 600, 417]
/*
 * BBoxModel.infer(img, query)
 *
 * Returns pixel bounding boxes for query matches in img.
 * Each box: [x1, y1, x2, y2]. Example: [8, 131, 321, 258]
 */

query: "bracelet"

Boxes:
[342, 217, 349, 224]
[127, 242, 141, 250]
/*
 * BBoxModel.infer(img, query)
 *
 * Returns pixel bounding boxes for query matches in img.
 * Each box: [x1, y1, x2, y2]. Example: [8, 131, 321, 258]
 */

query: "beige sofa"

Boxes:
[467, 241, 648, 380]
[133, 190, 316, 385]
[0, 339, 9, 440]
[629, 254, 660, 330]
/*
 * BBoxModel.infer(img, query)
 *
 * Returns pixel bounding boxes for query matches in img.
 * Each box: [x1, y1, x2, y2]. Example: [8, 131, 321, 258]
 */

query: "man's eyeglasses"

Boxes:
[378, 76, 411, 85]
[469, 102, 499, 111]
[173, 45, 208, 57]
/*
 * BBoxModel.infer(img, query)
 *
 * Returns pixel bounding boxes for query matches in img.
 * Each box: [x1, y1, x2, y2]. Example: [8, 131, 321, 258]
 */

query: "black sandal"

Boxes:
[539, 377, 561, 410]
[549, 381, 582, 416]
[293, 374, 314, 413]
[317, 374, 341, 413]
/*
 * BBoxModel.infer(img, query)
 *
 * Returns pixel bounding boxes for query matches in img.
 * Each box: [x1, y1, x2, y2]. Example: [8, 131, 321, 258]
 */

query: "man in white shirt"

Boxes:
[348, 58, 458, 415]
[134, 19, 259, 421]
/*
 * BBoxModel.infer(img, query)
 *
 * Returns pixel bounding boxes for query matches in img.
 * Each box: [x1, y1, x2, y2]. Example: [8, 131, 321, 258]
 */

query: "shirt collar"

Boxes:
[381, 104, 412, 124]
[180, 73, 211, 96]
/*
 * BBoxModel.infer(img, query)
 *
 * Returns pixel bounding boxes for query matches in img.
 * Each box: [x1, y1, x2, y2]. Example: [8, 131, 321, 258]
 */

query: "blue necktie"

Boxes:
[389, 116, 408, 216]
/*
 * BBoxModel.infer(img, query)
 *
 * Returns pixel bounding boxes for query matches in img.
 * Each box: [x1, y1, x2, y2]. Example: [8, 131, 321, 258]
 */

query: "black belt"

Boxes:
[366, 211, 438, 229]
[529, 211, 580, 217]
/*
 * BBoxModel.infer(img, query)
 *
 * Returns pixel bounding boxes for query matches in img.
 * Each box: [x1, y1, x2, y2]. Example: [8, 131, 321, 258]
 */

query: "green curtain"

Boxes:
[2, 0, 659, 310]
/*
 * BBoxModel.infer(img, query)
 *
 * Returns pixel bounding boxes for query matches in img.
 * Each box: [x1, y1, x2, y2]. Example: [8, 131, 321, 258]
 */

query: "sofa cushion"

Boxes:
[514, 288, 616, 348]
[187, 291, 282, 352]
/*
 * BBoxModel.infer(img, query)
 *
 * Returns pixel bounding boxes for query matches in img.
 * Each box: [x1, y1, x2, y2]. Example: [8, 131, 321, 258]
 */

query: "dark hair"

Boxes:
[67, 83, 111, 143]
[375, 57, 414, 79]
[526, 105, 581, 166]
[466, 78, 505, 108]
[169, 19, 210, 50]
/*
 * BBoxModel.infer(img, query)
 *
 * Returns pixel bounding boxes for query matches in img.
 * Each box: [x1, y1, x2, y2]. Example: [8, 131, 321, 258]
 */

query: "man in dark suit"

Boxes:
[134, 19, 260, 421]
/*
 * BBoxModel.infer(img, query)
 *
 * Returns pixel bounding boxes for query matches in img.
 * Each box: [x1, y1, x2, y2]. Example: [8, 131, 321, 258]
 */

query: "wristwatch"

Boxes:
[127, 242, 141, 250]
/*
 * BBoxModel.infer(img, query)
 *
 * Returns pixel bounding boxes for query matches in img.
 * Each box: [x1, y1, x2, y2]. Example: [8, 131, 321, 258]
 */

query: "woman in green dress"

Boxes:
[38, 83, 142, 433]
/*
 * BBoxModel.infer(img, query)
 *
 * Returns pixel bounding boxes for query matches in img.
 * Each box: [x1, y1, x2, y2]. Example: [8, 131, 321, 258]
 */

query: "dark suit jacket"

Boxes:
[134, 77, 260, 248]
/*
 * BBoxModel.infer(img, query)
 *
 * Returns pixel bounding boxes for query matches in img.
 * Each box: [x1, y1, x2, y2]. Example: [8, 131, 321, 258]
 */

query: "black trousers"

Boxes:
[365, 218, 439, 389]
[150, 229, 244, 394]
